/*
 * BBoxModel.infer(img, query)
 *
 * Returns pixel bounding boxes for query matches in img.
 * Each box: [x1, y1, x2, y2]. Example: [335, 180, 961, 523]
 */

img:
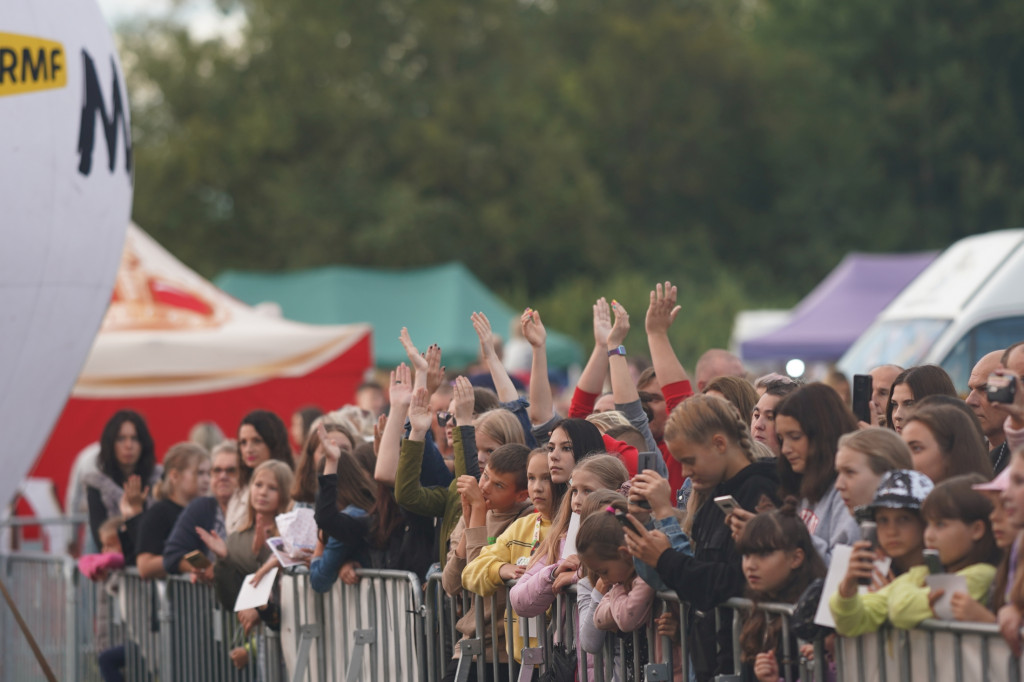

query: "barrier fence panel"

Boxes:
[0, 552, 76, 681]
[284, 568, 426, 682]
[9, 529, 1024, 682]
[835, 618, 1023, 682]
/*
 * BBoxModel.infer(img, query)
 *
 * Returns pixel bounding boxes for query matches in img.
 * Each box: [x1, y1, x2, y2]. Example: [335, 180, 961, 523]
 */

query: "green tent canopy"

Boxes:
[215, 262, 582, 369]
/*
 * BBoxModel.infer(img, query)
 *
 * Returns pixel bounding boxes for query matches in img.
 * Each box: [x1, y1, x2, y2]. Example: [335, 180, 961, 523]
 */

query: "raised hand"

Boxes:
[119, 475, 147, 518]
[645, 281, 681, 336]
[424, 343, 445, 396]
[471, 312, 497, 358]
[197, 526, 228, 559]
[390, 363, 413, 407]
[318, 423, 342, 463]
[372, 413, 387, 456]
[408, 386, 433, 439]
[607, 300, 630, 348]
[452, 375, 475, 427]
[593, 297, 612, 347]
[399, 327, 430, 378]
[520, 308, 547, 348]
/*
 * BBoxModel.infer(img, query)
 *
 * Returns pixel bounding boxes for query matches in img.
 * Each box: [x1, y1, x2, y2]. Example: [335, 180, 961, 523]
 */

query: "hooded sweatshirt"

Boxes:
[654, 459, 780, 682]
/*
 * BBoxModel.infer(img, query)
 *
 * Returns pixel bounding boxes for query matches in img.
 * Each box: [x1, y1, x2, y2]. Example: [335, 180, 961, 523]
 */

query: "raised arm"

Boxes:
[570, 298, 613, 417]
[522, 308, 554, 427]
[374, 363, 412, 486]
[393, 387, 450, 517]
[471, 312, 519, 402]
[645, 282, 690, 389]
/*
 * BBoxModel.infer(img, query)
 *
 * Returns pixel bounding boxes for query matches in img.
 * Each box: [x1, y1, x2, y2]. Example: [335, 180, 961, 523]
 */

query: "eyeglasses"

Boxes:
[437, 412, 457, 428]
[212, 466, 238, 476]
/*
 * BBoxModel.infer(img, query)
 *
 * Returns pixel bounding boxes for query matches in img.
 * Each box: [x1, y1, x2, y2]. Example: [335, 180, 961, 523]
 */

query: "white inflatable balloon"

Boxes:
[1, 2, 132, 509]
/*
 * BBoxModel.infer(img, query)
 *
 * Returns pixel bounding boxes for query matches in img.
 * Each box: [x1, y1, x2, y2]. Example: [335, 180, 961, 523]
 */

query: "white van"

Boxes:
[838, 229, 1024, 393]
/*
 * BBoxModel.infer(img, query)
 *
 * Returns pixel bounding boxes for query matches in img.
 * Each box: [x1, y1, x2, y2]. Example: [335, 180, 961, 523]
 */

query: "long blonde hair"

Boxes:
[530, 454, 628, 567]
[243, 460, 293, 533]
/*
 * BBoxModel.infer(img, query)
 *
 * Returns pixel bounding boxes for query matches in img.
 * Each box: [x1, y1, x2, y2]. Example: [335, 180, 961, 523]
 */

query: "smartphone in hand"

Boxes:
[852, 374, 873, 423]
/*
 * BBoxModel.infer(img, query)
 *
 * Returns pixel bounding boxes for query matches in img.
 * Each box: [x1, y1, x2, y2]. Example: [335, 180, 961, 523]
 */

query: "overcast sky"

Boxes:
[96, 0, 243, 40]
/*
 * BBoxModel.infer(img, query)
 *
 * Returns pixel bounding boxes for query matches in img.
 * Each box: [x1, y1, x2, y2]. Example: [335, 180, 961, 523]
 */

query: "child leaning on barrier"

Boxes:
[830, 474, 998, 636]
[309, 423, 376, 592]
[736, 497, 827, 682]
[509, 454, 630, 619]
[461, 447, 554, 663]
[441, 443, 535, 682]
[578, 492, 683, 682]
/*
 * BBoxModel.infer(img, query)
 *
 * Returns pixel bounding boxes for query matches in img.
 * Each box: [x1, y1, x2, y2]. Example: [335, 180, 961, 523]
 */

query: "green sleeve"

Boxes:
[394, 439, 448, 518]
[829, 584, 892, 637]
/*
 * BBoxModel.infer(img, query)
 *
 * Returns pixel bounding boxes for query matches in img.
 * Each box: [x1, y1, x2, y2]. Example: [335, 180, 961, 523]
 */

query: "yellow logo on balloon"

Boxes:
[0, 33, 67, 97]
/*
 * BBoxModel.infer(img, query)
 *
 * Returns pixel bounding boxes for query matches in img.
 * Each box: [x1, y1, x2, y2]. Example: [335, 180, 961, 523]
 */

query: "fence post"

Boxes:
[63, 556, 78, 682]
[157, 579, 173, 682]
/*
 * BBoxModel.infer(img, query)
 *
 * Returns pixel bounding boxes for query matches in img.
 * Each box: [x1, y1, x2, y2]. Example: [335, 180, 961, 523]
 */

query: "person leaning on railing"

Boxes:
[461, 447, 554, 663]
[622, 395, 779, 682]
[735, 499, 827, 682]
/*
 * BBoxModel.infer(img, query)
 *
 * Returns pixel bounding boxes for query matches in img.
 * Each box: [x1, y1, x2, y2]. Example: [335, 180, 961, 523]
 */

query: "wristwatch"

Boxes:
[607, 345, 626, 357]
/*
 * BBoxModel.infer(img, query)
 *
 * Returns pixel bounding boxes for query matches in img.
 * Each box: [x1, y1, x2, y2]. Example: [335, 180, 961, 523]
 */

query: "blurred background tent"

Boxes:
[216, 262, 583, 369]
[740, 252, 937, 365]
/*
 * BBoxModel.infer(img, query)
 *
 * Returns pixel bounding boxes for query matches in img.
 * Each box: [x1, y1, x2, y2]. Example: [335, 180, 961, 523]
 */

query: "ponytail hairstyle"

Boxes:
[775, 384, 858, 504]
[921, 474, 999, 572]
[737, 497, 826, 664]
[665, 394, 757, 464]
[530, 454, 629, 568]
[155, 442, 209, 502]
[243, 460, 293, 534]
[576, 492, 632, 585]
[586, 410, 632, 433]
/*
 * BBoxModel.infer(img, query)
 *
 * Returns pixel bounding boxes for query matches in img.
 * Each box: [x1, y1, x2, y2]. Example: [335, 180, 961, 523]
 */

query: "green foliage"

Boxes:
[120, 0, 1024, 352]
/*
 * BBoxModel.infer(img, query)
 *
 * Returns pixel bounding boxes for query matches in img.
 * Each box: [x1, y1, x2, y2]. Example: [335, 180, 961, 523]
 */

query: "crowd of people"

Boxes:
[72, 280, 1024, 682]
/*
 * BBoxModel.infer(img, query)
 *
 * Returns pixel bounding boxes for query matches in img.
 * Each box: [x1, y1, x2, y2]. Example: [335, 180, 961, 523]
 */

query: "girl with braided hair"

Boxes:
[623, 394, 780, 682]
[774, 383, 861, 564]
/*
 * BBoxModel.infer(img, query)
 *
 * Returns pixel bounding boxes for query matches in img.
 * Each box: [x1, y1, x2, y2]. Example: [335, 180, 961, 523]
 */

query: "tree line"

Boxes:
[121, 0, 1024, 366]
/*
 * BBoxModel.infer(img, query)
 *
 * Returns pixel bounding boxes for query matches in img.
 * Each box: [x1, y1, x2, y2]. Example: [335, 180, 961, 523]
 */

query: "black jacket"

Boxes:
[655, 459, 780, 682]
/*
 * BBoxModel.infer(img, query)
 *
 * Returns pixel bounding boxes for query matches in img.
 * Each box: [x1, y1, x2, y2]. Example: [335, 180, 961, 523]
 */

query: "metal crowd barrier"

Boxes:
[281, 567, 426, 682]
[5, 531, 1024, 682]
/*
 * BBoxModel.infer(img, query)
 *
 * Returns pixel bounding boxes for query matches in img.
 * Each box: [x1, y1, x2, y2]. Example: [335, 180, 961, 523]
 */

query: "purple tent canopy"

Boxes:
[740, 252, 937, 362]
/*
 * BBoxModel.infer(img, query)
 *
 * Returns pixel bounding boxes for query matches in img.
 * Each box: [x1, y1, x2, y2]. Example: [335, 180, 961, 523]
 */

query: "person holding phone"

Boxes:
[831, 474, 997, 635]
[621, 394, 779, 682]
[164, 441, 241, 577]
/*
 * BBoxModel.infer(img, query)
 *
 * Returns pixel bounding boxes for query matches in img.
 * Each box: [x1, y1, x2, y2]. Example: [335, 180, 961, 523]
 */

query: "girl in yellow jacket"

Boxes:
[831, 474, 1000, 635]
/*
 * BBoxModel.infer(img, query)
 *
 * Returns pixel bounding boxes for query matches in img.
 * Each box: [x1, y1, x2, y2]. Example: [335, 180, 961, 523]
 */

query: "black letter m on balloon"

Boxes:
[77, 49, 133, 179]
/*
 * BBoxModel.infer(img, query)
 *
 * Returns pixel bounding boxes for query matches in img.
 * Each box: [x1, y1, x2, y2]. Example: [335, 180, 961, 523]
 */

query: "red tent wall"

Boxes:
[30, 332, 372, 507]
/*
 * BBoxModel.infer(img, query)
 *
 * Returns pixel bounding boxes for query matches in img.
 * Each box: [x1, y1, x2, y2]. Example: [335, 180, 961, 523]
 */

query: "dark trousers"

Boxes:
[98, 645, 125, 682]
